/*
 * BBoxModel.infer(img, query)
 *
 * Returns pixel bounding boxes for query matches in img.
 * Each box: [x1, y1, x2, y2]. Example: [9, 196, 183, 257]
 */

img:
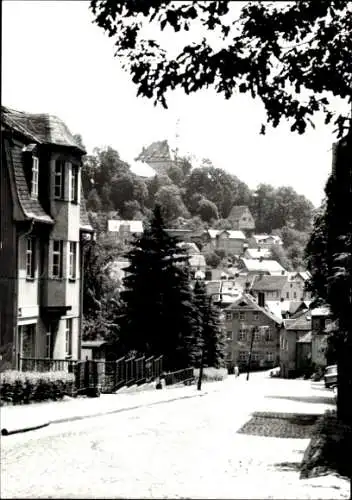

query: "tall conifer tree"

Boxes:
[119, 205, 196, 370]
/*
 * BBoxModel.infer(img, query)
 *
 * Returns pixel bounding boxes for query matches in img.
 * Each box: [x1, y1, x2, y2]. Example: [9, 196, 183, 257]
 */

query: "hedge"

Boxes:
[0, 370, 75, 406]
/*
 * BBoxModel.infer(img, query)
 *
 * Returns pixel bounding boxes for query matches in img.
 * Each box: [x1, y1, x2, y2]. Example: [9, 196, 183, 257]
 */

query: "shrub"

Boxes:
[300, 409, 352, 479]
[0, 370, 75, 406]
[193, 367, 228, 382]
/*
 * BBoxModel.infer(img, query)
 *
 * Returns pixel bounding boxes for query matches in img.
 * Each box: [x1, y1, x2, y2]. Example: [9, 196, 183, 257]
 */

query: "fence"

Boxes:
[19, 355, 164, 395]
[164, 367, 195, 386]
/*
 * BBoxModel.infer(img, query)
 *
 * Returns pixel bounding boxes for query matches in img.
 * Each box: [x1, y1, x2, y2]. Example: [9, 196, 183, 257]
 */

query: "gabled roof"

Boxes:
[252, 274, 287, 291]
[228, 205, 250, 220]
[253, 234, 283, 244]
[241, 258, 286, 274]
[136, 140, 171, 162]
[297, 331, 312, 343]
[207, 229, 246, 240]
[284, 313, 311, 331]
[311, 305, 331, 317]
[107, 220, 143, 234]
[2, 106, 85, 153]
[226, 293, 282, 325]
[245, 248, 271, 259]
[287, 271, 311, 282]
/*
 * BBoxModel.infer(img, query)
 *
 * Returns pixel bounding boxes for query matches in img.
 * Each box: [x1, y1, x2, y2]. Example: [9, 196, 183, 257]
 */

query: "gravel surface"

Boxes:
[1, 375, 349, 499]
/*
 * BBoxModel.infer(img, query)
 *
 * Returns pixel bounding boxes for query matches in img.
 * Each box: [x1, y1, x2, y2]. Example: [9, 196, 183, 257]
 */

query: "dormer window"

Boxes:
[54, 160, 66, 199]
[31, 157, 39, 198]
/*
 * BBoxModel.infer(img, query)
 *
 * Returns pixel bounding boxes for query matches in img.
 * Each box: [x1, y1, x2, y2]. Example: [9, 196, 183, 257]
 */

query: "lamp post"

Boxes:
[246, 326, 258, 381]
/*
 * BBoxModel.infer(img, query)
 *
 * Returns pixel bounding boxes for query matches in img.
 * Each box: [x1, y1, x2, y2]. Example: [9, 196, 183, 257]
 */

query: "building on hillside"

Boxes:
[253, 234, 283, 248]
[311, 306, 332, 369]
[281, 271, 312, 301]
[227, 206, 255, 235]
[0, 106, 93, 370]
[251, 274, 288, 302]
[135, 140, 175, 175]
[280, 313, 312, 378]
[239, 257, 286, 276]
[178, 241, 206, 276]
[202, 229, 247, 255]
[223, 293, 282, 373]
[265, 299, 311, 321]
[107, 220, 143, 245]
[244, 247, 272, 260]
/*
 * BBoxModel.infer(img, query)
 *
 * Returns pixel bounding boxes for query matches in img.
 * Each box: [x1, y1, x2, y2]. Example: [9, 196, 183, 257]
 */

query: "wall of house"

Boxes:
[0, 142, 17, 369]
[312, 333, 328, 367]
[225, 309, 280, 371]
[281, 277, 311, 301]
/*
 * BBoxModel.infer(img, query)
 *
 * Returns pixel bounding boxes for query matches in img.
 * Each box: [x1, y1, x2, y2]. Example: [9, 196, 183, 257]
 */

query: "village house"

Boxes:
[227, 205, 255, 235]
[178, 241, 206, 277]
[0, 106, 93, 370]
[238, 257, 286, 276]
[252, 234, 283, 248]
[251, 274, 288, 302]
[202, 229, 247, 255]
[280, 313, 312, 378]
[106, 219, 143, 245]
[223, 292, 282, 373]
[135, 140, 175, 176]
[311, 305, 332, 369]
[281, 271, 312, 301]
[244, 247, 272, 260]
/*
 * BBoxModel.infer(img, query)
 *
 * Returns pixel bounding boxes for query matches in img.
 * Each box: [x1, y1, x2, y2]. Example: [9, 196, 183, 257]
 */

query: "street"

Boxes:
[1, 373, 349, 499]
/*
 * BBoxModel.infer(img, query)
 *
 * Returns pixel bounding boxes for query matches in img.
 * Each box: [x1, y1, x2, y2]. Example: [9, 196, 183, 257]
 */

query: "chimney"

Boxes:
[259, 256, 264, 263]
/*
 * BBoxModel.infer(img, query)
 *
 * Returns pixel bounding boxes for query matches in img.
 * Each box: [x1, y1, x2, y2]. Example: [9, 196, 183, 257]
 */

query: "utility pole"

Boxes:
[246, 326, 257, 381]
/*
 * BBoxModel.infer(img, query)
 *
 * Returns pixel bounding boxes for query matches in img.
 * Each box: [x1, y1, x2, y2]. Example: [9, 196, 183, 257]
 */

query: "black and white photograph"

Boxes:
[1, 1, 351, 498]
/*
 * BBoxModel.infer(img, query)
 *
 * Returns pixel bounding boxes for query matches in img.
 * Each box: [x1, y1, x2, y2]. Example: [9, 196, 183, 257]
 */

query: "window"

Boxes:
[286, 292, 289, 299]
[52, 240, 63, 278]
[45, 326, 52, 359]
[69, 242, 77, 280]
[253, 312, 259, 321]
[293, 291, 297, 299]
[26, 238, 35, 278]
[70, 165, 79, 203]
[239, 312, 245, 321]
[225, 311, 232, 321]
[239, 351, 247, 361]
[254, 329, 261, 341]
[238, 328, 247, 341]
[265, 327, 273, 341]
[31, 157, 39, 198]
[65, 319, 72, 358]
[252, 351, 260, 361]
[54, 160, 65, 199]
[266, 351, 274, 362]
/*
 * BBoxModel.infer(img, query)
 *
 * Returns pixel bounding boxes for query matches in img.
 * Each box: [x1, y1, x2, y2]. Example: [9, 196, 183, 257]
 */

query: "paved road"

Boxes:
[1, 374, 349, 499]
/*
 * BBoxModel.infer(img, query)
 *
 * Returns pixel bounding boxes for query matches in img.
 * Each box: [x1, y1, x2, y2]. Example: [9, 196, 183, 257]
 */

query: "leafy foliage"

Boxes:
[90, 0, 351, 136]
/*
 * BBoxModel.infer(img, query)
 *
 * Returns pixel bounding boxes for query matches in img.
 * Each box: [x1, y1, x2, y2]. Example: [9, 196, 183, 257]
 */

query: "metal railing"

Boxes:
[19, 355, 164, 395]
[164, 367, 195, 386]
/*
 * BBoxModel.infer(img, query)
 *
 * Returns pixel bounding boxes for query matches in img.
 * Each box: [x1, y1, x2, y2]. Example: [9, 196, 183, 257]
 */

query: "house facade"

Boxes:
[281, 272, 311, 301]
[203, 229, 246, 255]
[0, 106, 93, 370]
[106, 219, 143, 245]
[280, 313, 312, 378]
[224, 293, 282, 373]
[253, 234, 283, 248]
[311, 306, 331, 368]
[227, 206, 255, 235]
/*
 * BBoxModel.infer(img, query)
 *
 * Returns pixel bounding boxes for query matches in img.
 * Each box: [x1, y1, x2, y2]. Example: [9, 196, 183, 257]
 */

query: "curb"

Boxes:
[1, 389, 209, 436]
[1, 421, 50, 436]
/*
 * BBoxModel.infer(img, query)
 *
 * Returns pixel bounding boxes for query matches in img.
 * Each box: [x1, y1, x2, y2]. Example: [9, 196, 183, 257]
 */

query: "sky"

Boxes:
[2, 1, 348, 207]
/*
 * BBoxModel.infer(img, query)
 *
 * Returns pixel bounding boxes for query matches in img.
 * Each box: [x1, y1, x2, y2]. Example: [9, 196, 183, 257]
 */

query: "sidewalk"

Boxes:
[1, 379, 224, 435]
